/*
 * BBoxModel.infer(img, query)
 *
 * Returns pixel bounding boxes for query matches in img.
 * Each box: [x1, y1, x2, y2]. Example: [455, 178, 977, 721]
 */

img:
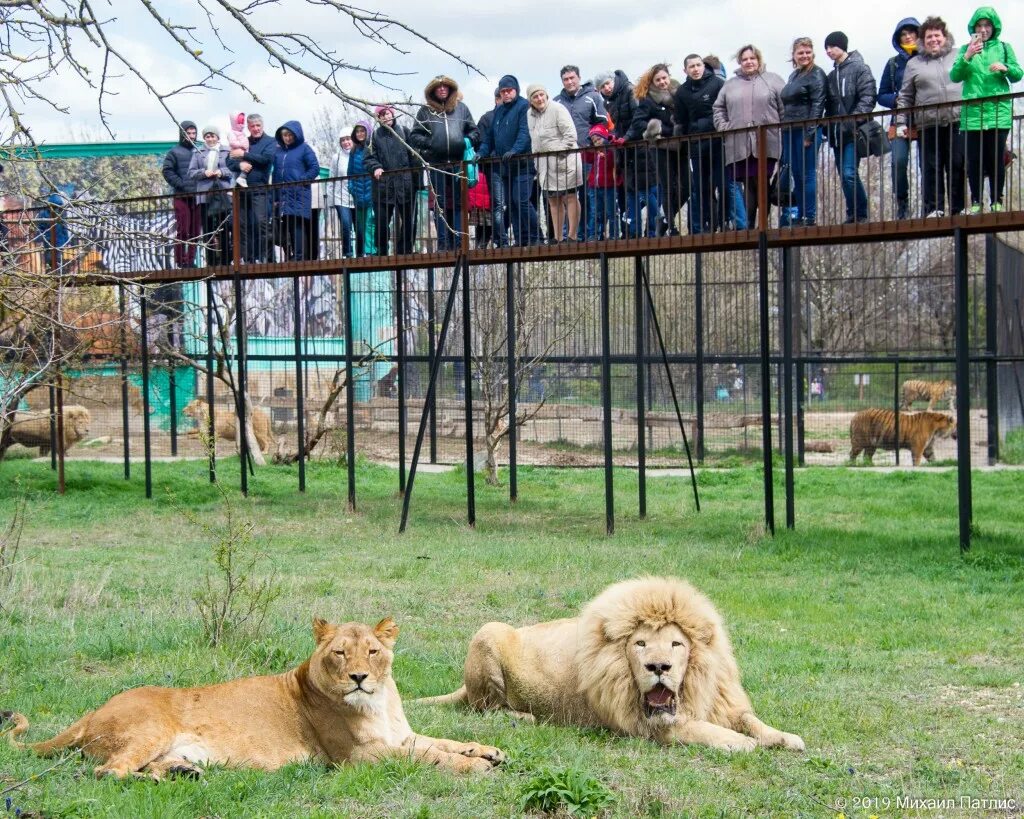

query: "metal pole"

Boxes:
[461, 260, 476, 527]
[953, 228, 972, 552]
[233, 270, 249, 496]
[47, 386, 56, 471]
[984, 235, 999, 464]
[396, 268, 407, 495]
[634, 256, 647, 519]
[694, 252, 705, 462]
[342, 268, 357, 512]
[169, 359, 178, 457]
[205, 280, 216, 483]
[796, 359, 806, 466]
[427, 266, 437, 464]
[55, 371, 65, 495]
[400, 258, 465, 533]
[894, 359, 901, 466]
[757, 232, 775, 536]
[140, 294, 153, 499]
[600, 253, 614, 535]
[506, 261, 518, 503]
[118, 284, 130, 479]
[781, 246, 795, 530]
[293, 275, 306, 492]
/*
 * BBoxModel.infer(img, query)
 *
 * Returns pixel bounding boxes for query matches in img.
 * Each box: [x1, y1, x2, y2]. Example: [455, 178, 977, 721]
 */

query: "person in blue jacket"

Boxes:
[879, 17, 922, 219]
[479, 74, 541, 247]
[272, 120, 320, 260]
[347, 120, 375, 256]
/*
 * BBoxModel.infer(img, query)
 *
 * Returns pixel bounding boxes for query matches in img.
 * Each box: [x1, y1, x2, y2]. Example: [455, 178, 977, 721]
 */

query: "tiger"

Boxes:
[900, 379, 956, 412]
[849, 409, 956, 466]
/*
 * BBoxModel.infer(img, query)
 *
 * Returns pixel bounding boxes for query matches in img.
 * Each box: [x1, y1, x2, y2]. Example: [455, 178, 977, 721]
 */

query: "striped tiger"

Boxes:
[899, 379, 956, 412]
[849, 409, 956, 466]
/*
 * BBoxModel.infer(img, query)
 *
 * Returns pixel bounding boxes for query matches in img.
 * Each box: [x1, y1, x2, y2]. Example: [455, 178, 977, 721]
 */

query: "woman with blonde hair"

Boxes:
[780, 37, 827, 225]
[713, 45, 785, 229]
[526, 83, 583, 242]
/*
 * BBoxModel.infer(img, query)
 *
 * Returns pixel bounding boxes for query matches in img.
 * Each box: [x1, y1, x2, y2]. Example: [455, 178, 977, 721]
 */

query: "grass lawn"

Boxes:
[0, 459, 1022, 817]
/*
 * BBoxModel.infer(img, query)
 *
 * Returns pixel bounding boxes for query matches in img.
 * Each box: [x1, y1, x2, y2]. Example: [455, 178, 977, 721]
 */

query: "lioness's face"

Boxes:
[627, 623, 689, 725]
[310, 617, 398, 710]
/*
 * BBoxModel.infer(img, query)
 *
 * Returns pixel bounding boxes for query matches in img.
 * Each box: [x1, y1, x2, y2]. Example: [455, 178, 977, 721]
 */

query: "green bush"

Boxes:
[520, 767, 614, 815]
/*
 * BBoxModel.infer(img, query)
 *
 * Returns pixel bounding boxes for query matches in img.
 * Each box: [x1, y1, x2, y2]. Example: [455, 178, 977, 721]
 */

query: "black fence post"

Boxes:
[205, 280, 216, 483]
[427, 266, 437, 465]
[984, 235, 999, 464]
[634, 256, 647, 519]
[55, 371, 65, 495]
[118, 284, 130, 480]
[461, 260, 476, 528]
[293, 276, 306, 492]
[600, 253, 614, 535]
[48, 386, 56, 471]
[757, 232, 775, 536]
[232, 270, 249, 496]
[894, 359, 901, 466]
[140, 293, 153, 499]
[169, 361, 178, 457]
[395, 268, 407, 495]
[694, 252, 705, 462]
[506, 261, 518, 503]
[954, 228, 972, 552]
[781, 246, 795, 530]
[343, 268, 356, 512]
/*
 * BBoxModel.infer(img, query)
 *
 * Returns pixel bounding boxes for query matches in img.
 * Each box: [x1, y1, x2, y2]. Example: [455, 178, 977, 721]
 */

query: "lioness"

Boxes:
[3, 617, 504, 779]
[419, 576, 805, 753]
[183, 397, 275, 453]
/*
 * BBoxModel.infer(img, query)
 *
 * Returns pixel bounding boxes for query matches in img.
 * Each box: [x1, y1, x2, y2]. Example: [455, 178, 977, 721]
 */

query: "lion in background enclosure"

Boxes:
[848, 409, 957, 466]
[418, 576, 805, 753]
[182, 398, 275, 453]
[900, 379, 957, 412]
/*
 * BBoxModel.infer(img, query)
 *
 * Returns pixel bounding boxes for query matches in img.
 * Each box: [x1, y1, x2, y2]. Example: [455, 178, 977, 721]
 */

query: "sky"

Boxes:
[11, 0, 1024, 152]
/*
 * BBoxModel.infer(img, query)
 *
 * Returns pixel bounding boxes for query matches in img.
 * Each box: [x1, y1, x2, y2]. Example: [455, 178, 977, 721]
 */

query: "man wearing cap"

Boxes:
[479, 75, 540, 247]
[824, 31, 878, 223]
[227, 113, 277, 261]
[409, 75, 479, 251]
[879, 18, 921, 219]
[554, 65, 606, 239]
[162, 121, 200, 267]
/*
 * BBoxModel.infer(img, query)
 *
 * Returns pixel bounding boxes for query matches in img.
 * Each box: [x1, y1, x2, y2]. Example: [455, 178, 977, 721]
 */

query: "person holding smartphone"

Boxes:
[950, 6, 1022, 212]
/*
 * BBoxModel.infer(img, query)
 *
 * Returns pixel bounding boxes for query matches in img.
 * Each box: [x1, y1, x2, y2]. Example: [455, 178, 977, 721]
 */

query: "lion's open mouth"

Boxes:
[643, 683, 677, 717]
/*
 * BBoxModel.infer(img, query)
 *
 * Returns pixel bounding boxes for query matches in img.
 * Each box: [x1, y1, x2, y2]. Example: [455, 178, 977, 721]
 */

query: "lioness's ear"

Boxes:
[312, 617, 334, 644]
[374, 617, 399, 647]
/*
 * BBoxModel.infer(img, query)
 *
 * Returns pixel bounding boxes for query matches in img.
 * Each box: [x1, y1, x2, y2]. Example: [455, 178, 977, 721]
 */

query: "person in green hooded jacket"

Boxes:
[950, 6, 1022, 212]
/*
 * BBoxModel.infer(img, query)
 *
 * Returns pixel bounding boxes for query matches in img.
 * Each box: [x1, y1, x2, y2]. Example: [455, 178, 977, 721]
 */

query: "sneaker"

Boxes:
[925, 210, 944, 218]
[992, 202, 1004, 212]
[896, 203, 908, 220]
[969, 203, 983, 215]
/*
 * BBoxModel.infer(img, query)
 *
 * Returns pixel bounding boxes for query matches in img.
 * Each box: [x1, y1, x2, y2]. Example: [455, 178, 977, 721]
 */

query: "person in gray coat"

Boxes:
[896, 17, 964, 216]
[162, 121, 199, 267]
[712, 45, 785, 229]
[824, 32, 878, 223]
[555, 65, 607, 239]
[188, 125, 234, 265]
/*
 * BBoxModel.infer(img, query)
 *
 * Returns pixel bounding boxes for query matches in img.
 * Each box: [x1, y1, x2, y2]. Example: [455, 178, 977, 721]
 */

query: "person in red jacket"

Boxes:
[584, 123, 621, 239]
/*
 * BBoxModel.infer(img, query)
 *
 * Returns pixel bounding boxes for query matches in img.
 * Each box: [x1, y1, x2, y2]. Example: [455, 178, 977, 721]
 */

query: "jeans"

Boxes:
[919, 124, 965, 215]
[239, 190, 271, 262]
[891, 135, 911, 213]
[580, 162, 595, 240]
[689, 136, 725, 234]
[833, 137, 868, 221]
[333, 205, 354, 257]
[430, 168, 462, 251]
[964, 128, 1009, 207]
[591, 186, 619, 239]
[625, 185, 659, 237]
[492, 169, 540, 247]
[781, 126, 822, 224]
[727, 179, 748, 230]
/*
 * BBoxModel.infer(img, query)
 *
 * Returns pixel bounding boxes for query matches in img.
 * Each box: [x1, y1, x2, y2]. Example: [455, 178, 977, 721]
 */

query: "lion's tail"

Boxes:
[413, 686, 468, 707]
[1, 709, 88, 754]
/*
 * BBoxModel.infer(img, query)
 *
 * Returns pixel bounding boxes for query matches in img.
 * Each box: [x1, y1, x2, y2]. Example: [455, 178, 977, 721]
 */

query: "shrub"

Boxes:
[520, 767, 614, 816]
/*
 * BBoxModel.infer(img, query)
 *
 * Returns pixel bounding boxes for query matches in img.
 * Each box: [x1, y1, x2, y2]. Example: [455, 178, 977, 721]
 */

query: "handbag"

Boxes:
[855, 120, 891, 159]
[205, 188, 231, 223]
[463, 138, 479, 189]
[768, 163, 792, 207]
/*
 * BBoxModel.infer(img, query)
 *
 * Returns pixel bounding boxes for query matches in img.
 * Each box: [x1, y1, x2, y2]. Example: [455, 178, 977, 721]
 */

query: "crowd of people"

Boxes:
[162, 7, 1021, 264]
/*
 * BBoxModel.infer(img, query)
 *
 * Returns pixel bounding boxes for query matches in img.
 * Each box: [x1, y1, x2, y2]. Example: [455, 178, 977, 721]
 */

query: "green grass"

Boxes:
[0, 459, 1022, 817]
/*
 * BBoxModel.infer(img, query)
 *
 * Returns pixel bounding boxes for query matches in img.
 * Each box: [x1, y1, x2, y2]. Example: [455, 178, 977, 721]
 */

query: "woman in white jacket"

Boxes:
[328, 128, 355, 257]
[526, 83, 583, 242]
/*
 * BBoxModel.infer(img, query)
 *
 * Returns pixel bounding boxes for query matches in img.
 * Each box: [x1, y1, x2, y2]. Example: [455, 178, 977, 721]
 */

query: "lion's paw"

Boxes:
[460, 743, 506, 766]
[777, 731, 805, 752]
[723, 735, 757, 753]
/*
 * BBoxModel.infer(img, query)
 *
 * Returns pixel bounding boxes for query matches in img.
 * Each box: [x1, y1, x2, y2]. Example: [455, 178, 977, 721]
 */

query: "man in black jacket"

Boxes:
[824, 32, 878, 223]
[162, 121, 199, 267]
[409, 75, 478, 252]
[227, 113, 277, 261]
[675, 55, 726, 233]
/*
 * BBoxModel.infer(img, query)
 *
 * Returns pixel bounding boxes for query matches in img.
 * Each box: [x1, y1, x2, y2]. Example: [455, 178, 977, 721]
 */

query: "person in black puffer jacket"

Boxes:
[780, 37, 828, 225]
[162, 121, 200, 267]
[595, 69, 638, 226]
[365, 106, 421, 256]
[675, 55, 726, 233]
[409, 75, 479, 251]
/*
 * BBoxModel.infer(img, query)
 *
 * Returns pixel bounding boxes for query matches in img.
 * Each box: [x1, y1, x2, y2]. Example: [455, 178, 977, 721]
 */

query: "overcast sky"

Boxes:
[15, 0, 1024, 149]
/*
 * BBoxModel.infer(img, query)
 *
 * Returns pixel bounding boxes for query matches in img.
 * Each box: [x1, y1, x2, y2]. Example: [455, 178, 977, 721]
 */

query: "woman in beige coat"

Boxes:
[712, 45, 785, 229]
[527, 83, 583, 242]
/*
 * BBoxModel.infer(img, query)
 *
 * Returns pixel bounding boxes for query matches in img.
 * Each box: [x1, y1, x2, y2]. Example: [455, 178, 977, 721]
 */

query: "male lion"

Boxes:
[3, 617, 504, 779]
[849, 408, 956, 466]
[418, 576, 805, 753]
[183, 397, 275, 453]
[9, 405, 91, 455]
